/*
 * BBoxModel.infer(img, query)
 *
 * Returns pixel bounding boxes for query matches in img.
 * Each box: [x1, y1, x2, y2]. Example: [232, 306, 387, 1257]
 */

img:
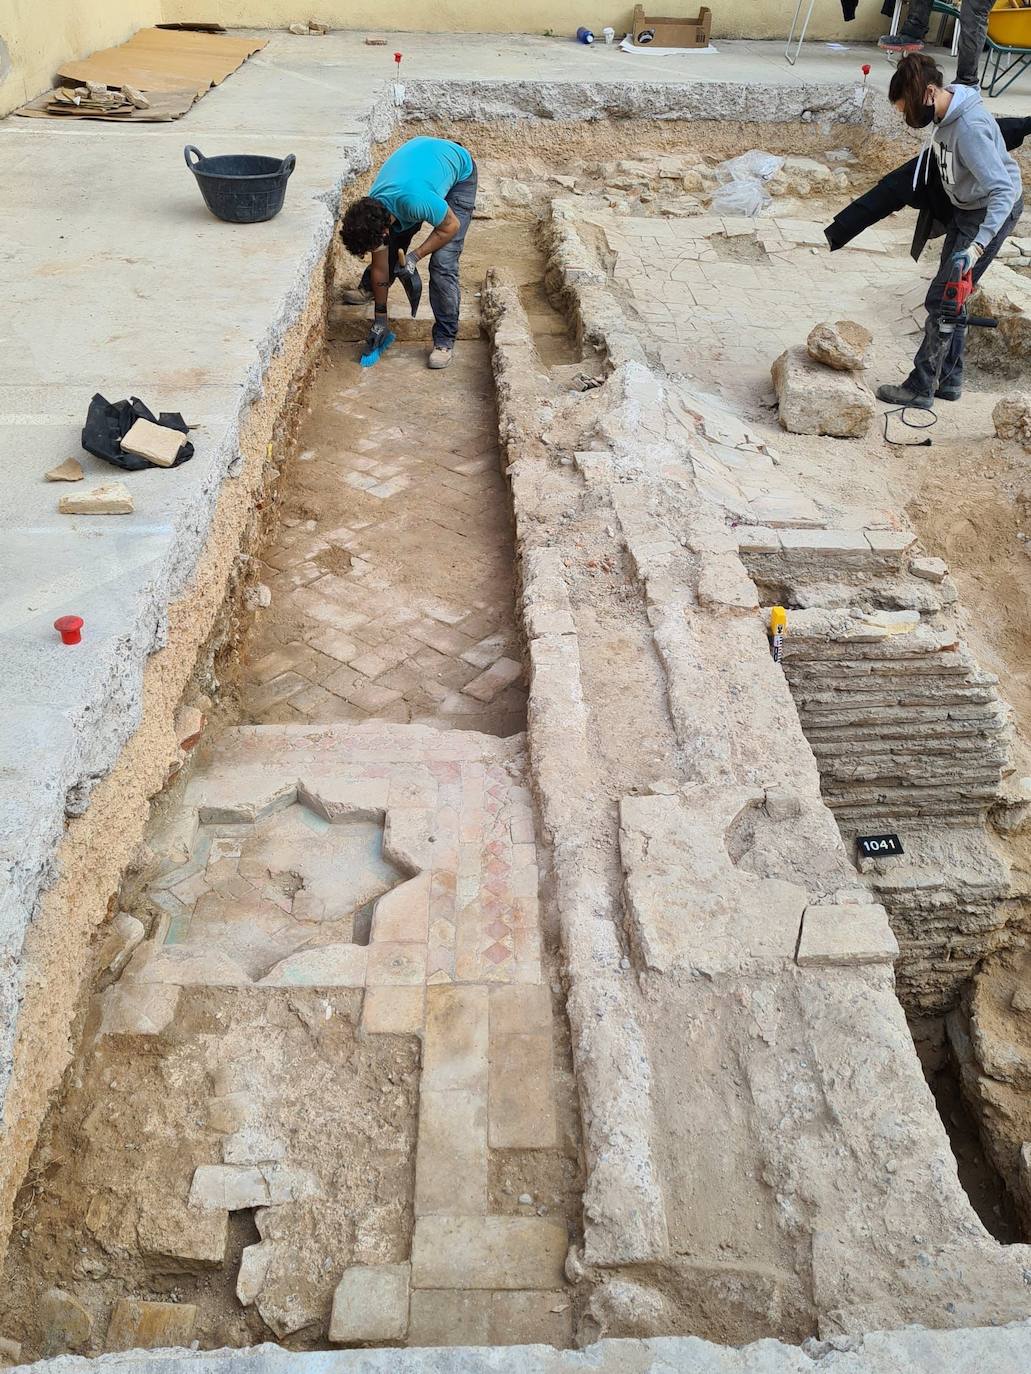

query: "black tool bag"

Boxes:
[81, 394, 194, 471]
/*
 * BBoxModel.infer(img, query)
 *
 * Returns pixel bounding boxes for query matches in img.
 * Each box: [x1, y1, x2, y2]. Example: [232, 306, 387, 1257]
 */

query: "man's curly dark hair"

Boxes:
[340, 197, 392, 256]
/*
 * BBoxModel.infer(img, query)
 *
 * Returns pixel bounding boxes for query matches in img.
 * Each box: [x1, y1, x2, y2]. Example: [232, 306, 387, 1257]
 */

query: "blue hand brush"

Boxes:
[359, 329, 396, 368]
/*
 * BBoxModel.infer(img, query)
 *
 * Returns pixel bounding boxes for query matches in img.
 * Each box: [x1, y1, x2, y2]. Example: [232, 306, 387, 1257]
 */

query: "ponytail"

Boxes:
[888, 51, 944, 125]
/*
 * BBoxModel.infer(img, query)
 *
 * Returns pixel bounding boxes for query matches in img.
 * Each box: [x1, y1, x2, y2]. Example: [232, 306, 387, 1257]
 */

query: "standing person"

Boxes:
[879, 0, 993, 87]
[875, 53, 1023, 409]
[339, 136, 477, 370]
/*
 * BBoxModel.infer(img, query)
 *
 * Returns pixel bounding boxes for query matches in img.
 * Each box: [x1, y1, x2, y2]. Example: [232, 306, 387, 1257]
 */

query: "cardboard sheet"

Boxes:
[55, 26, 266, 97]
[15, 88, 198, 122]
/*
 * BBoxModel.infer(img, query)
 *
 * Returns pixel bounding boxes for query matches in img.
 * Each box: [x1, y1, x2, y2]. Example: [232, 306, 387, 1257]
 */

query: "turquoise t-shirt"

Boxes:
[369, 137, 474, 232]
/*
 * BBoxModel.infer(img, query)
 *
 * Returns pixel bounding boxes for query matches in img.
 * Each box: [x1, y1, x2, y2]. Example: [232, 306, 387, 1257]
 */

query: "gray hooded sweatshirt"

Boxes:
[915, 84, 1022, 249]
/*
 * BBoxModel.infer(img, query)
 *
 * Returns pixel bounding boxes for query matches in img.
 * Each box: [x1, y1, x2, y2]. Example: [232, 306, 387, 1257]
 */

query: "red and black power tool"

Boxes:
[940, 262, 998, 336]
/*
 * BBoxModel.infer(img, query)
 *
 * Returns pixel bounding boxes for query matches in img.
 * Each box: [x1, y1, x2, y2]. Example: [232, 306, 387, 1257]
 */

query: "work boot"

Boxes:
[876, 382, 934, 409]
[341, 284, 374, 306]
[428, 346, 453, 370]
[877, 32, 925, 57]
[935, 384, 962, 401]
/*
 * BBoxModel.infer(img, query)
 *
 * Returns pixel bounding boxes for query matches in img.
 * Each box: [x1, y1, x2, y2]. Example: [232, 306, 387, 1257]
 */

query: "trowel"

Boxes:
[396, 247, 422, 318]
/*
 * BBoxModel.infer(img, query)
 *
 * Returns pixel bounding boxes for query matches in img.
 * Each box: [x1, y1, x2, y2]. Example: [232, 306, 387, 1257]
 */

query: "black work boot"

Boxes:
[876, 382, 934, 409]
[935, 384, 962, 401]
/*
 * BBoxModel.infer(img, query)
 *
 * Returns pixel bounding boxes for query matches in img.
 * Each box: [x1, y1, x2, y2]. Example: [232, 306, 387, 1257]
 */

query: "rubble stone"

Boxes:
[807, 319, 872, 372]
[41, 1289, 92, 1355]
[772, 347, 875, 438]
[992, 393, 1031, 450]
[44, 458, 83, 482]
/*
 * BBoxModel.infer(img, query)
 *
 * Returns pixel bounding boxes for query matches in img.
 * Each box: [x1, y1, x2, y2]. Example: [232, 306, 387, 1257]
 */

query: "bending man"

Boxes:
[339, 136, 477, 370]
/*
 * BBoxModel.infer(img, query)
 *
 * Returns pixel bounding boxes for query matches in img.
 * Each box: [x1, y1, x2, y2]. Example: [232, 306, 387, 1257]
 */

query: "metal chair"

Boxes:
[980, 1, 1031, 94]
[889, 0, 963, 55]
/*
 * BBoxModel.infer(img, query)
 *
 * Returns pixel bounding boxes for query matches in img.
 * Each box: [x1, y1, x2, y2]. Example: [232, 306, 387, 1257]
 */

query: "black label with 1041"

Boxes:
[856, 833, 904, 859]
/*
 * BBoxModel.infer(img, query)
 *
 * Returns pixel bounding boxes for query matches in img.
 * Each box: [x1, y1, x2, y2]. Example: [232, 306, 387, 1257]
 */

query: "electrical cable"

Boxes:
[882, 404, 938, 446]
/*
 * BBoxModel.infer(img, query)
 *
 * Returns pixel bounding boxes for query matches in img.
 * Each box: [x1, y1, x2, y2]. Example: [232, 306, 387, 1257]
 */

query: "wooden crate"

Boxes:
[631, 4, 712, 47]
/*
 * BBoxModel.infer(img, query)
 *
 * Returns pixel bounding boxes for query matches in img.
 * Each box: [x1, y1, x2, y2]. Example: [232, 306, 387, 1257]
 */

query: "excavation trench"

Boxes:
[5, 116, 1031, 1362]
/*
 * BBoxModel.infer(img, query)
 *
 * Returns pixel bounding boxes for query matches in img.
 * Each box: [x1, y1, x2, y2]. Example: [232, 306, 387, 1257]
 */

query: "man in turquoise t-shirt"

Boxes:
[340, 136, 477, 370]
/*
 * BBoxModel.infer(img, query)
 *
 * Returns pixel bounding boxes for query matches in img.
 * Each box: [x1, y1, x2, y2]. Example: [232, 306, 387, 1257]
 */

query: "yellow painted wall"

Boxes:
[159, 0, 885, 42]
[0, 0, 164, 115]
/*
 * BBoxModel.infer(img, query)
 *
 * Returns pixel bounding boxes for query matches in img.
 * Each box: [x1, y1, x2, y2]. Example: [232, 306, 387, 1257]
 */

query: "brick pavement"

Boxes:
[239, 341, 526, 737]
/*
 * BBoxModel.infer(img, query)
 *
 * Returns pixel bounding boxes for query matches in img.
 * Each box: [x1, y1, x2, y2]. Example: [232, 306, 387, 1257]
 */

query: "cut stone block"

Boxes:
[105, 1300, 197, 1352]
[746, 493, 824, 528]
[772, 346, 875, 439]
[909, 556, 948, 583]
[489, 1032, 557, 1149]
[415, 1089, 488, 1216]
[120, 416, 185, 467]
[189, 1164, 270, 1211]
[58, 481, 134, 514]
[96, 981, 180, 1037]
[137, 1206, 228, 1267]
[329, 1263, 410, 1343]
[490, 983, 551, 1036]
[257, 943, 367, 987]
[779, 529, 869, 555]
[45, 457, 83, 482]
[806, 319, 872, 372]
[362, 985, 425, 1035]
[797, 903, 900, 968]
[371, 871, 431, 943]
[408, 1289, 491, 1346]
[236, 1243, 272, 1306]
[864, 529, 916, 554]
[697, 555, 758, 612]
[411, 1216, 567, 1290]
[422, 985, 488, 1092]
[365, 941, 426, 986]
[736, 526, 781, 553]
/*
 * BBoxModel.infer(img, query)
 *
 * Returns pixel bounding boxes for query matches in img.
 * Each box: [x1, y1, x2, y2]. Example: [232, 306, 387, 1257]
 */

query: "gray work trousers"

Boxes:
[905, 198, 1023, 398]
[898, 0, 992, 85]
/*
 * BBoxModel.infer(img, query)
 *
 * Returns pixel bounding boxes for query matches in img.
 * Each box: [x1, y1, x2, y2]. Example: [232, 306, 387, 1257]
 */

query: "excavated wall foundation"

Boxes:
[6, 64, 1031, 1373]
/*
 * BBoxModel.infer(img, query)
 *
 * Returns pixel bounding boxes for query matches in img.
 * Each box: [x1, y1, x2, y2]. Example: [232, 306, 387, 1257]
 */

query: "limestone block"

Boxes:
[58, 481, 134, 514]
[807, 319, 872, 372]
[96, 981, 180, 1037]
[361, 985, 424, 1035]
[120, 417, 185, 467]
[462, 656, 523, 702]
[993, 393, 1031, 450]
[408, 1290, 491, 1346]
[747, 492, 824, 528]
[105, 1300, 197, 1352]
[422, 985, 488, 1092]
[189, 1164, 271, 1211]
[415, 1089, 488, 1216]
[411, 1216, 566, 1290]
[99, 911, 145, 977]
[370, 871, 431, 943]
[488, 1031, 557, 1149]
[697, 555, 759, 612]
[236, 1243, 272, 1306]
[329, 1264, 410, 1343]
[137, 1206, 228, 1267]
[736, 526, 781, 553]
[491, 1290, 573, 1347]
[257, 944, 366, 988]
[41, 1289, 92, 1355]
[797, 903, 899, 967]
[910, 556, 948, 583]
[772, 347, 875, 438]
[45, 457, 83, 481]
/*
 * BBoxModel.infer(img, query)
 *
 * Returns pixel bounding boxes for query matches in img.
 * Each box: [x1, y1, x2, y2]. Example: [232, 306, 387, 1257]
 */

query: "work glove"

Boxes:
[950, 245, 977, 276]
[396, 250, 420, 279]
[363, 315, 391, 354]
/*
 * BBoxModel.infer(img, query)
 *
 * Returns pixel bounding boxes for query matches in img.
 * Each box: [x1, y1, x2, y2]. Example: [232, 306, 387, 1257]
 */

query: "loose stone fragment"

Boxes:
[41, 1290, 92, 1355]
[105, 1299, 197, 1352]
[120, 417, 185, 467]
[58, 481, 133, 514]
[909, 556, 948, 583]
[807, 319, 872, 372]
[772, 347, 875, 438]
[992, 393, 1031, 450]
[45, 458, 83, 482]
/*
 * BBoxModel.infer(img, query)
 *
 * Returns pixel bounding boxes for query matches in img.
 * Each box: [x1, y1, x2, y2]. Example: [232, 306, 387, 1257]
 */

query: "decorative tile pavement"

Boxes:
[236, 343, 527, 737]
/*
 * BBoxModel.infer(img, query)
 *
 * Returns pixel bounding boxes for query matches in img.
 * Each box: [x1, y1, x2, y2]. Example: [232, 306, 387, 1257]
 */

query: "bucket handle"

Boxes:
[282, 154, 296, 178]
[184, 145, 205, 171]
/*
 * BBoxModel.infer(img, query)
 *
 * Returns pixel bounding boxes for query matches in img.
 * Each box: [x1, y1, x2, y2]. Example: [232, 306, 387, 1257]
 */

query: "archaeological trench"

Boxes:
[5, 77, 1031, 1371]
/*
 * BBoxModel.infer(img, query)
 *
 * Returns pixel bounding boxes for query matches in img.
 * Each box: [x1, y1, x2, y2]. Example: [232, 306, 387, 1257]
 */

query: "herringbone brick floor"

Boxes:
[238, 340, 526, 736]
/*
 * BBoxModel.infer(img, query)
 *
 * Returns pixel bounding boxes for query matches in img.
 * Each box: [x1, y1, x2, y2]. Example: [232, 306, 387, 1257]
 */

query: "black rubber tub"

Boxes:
[185, 145, 296, 224]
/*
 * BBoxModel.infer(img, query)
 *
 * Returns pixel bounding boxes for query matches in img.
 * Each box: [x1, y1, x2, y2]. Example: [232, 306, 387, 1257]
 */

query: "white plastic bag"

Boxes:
[710, 178, 770, 217]
[716, 149, 784, 184]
